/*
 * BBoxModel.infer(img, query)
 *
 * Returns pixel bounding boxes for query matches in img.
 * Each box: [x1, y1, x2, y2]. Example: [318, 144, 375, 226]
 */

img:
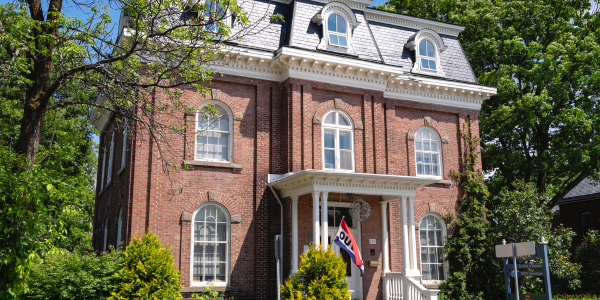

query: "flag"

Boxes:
[333, 218, 364, 277]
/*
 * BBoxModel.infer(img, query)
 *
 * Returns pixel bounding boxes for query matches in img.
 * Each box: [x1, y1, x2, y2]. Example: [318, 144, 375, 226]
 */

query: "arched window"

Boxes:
[322, 110, 354, 171]
[121, 123, 127, 169]
[419, 214, 446, 281]
[415, 127, 442, 177]
[107, 131, 115, 184]
[195, 102, 232, 162]
[192, 203, 230, 286]
[116, 208, 123, 250]
[419, 40, 436, 71]
[204, 1, 226, 32]
[103, 218, 108, 252]
[327, 14, 347, 47]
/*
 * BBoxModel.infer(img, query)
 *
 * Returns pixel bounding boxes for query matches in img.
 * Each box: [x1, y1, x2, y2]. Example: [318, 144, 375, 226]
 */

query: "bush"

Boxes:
[573, 230, 600, 293]
[25, 249, 121, 300]
[281, 245, 350, 299]
[108, 231, 182, 300]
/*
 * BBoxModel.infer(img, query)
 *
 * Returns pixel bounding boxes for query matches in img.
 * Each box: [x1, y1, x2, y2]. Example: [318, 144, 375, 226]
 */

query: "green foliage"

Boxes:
[25, 249, 121, 300]
[573, 230, 600, 293]
[375, 0, 600, 208]
[109, 231, 182, 300]
[281, 245, 350, 300]
[191, 284, 228, 300]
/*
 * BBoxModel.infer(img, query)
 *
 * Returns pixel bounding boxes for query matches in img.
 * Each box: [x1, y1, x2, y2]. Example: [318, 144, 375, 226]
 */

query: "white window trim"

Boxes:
[116, 208, 123, 250]
[414, 126, 443, 180]
[190, 202, 231, 287]
[405, 29, 447, 77]
[194, 100, 233, 162]
[200, 0, 232, 37]
[120, 124, 127, 169]
[103, 218, 108, 252]
[321, 110, 355, 173]
[312, 2, 360, 56]
[419, 213, 448, 284]
[100, 150, 106, 191]
[107, 131, 115, 184]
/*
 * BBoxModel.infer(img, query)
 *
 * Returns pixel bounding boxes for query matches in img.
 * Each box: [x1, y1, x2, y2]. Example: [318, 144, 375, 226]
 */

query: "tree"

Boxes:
[374, 0, 600, 207]
[281, 245, 350, 300]
[109, 231, 182, 300]
[573, 230, 600, 293]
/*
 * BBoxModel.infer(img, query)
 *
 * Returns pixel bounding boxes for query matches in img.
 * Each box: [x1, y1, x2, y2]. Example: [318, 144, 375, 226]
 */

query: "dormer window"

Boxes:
[405, 29, 447, 77]
[312, 2, 360, 56]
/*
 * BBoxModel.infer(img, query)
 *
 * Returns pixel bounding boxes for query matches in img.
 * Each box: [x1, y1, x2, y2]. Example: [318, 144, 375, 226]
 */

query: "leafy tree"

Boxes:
[573, 230, 600, 293]
[109, 231, 182, 300]
[374, 0, 600, 207]
[25, 249, 121, 300]
[281, 245, 350, 300]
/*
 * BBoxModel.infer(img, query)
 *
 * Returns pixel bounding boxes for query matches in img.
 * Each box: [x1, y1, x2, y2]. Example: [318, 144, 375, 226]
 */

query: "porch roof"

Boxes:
[268, 169, 441, 198]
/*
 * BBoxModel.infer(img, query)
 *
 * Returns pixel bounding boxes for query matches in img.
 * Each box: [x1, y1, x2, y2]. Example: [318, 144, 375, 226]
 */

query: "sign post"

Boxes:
[512, 243, 520, 300]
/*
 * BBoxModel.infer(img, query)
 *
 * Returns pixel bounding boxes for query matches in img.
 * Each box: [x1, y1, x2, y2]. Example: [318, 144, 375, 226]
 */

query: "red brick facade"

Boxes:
[94, 73, 482, 299]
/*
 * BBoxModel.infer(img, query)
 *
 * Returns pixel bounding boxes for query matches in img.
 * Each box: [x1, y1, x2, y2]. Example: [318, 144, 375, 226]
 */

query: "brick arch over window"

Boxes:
[414, 203, 450, 226]
[313, 98, 362, 129]
[187, 88, 245, 121]
[406, 116, 449, 143]
[183, 190, 240, 217]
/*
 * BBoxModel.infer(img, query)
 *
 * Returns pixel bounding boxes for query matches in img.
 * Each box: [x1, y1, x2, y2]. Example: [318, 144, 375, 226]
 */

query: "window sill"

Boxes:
[182, 286, 241, 293]
[411, 68, 445, 78]
[184, 160, 242, 171]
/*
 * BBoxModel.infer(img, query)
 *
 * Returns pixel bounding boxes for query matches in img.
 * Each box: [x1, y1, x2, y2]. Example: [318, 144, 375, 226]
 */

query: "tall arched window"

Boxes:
[419, 39, 437, 71]
[107, 131, 115, 184]
[322, 110, 354, 171]
[420, 214, 446, 281]
[116, 208, 123, 250]
[121, 123, 127, 169]
[415, 127, 442, 177]
[327, 14, 347, 47]
[103, 218, 108, 252]
[192, 203, 230, 286]
[195, 102, 233, 162]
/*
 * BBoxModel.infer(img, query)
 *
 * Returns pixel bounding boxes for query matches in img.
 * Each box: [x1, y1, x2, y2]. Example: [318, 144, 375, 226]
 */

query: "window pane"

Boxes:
[338, 36, 347, 47]
[195, 208, 206, 221]
[432, 153, 438, 165]
[423, 140, 430, 151]
[439, 265, 445, 280]
[420, 228, 427, 245]
[421, 247, 428, 263]
[429, 60, 437, 70]
[422, 263, 430, 280]
[337, 15, 346, 33]
[197, 134, 207, 145]
[219, 133, 228, 146]
[428, 230, 435, 246]
[433, 165, 439, 176]
[193, 262, 203, 281]
[417, 164, 423, 175]
[206, 223, 216, 241]
[340, 151, 352, 170]
[324, 129, 335, 148]
[205, 243, 215, 261]
[215, 263, 226, 282]
[436, 229, 443, 246]
[324, 113, 335, 124]
[416, 152, 423, 163]
[208, 132, 219, 145]
[437, 246, 444, 261]
[328, 14, 337, 32]
[415, 141, 422, 151]
[194, 223, 206, 241]
[421, 58, 429, 69]
[218, 146, 228, 160]
[217, 223, 227, 241]
[207, 206, 217, 221]
[194, 243, 204, 261]
[324, 150, 336, 169]
[340, 207, 353, 228]
[339, 131, 351, 150]
[338, 114, 350, 126]
[205, 263, 215, 281]
[207, 144, 216, 159]
[430, 264, 438, 280]
[216, 243, 226, 261]
[431, 140, 438, 152]
[329, 34, 339, 45]
[217, 209, 226, 222]
[196, 145, 205, 158]
[424, 153, 431, 164]
[426, 41, 434, 57]
[419, 40, 427, 56]
[424, 164, 431, 175]
[430, 247, 437, 264]
[328, 207, 335, 227]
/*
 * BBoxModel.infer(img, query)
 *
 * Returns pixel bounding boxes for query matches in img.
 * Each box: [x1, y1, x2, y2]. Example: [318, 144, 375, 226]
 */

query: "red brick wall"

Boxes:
[94, 74, 482, 299]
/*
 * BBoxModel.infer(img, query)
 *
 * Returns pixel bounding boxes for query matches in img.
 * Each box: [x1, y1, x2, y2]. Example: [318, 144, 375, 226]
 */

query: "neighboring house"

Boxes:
[90, 0, 497, 299]
[555, 178, 600, 246]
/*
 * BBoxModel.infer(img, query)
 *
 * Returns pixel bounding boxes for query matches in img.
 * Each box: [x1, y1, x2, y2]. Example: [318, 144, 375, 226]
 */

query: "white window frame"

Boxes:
[194, 101, 233, 162]
[103, 218, 108, 252]
[414, 127, 443, 179]
[419, 213, 447, 284]
[201, 0, 232, 34]
[405, 29, 447, 77]
[107, 131, 115, 184]
[312, 2, 359, 56]
[190, 202, 231, 287]
[100, 150, 106, 191]
[417, 38, 438, 71]
[120, 123, 127, 169]
[116, 208, 123, 250]
[321, 110, 355, 172]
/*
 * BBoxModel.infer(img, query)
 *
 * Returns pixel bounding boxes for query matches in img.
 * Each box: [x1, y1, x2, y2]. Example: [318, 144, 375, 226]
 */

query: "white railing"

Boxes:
[383, 273, 440, 300]
[383, 272, 403, 300]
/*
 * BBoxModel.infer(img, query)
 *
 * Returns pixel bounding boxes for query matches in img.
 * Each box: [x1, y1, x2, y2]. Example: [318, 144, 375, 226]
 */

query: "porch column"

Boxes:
[312, 191, 320, 248]
[401, 196, 410, 271]
[380, 200, 391, 273]
[408, 197, 418, 271]
[291, 196, 299, 273]
[321, 191, 329, 251]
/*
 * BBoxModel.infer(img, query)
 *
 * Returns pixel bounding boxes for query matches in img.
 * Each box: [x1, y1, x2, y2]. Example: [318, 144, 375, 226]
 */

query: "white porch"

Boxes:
[269, 170, 443, 300]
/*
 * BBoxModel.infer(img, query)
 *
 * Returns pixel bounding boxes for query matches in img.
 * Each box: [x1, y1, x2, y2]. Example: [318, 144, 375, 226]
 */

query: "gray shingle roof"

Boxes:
[235, 0, 288, 51]
[561, 178, 600, 203]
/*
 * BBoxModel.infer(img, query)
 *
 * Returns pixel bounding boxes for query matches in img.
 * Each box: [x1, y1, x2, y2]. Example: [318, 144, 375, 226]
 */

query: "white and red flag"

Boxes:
[333, 218, 364, 277]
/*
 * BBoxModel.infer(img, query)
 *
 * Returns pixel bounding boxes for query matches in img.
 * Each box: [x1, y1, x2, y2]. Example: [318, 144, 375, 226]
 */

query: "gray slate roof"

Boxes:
[561, 177, 600, 203]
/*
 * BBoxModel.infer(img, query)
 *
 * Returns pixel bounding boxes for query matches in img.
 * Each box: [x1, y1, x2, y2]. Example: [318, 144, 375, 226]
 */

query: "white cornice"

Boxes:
[269, 169, 440, 198]
[90, 96, 111, 134]
[364, 9, 465, 37]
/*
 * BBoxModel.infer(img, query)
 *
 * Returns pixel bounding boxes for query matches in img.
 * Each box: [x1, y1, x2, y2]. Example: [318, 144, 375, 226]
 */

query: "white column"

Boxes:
[291, 196, 299, 273]
[408, 197, 418, 271]
[380, 200, 390, 273]
[312, 191, 320, 248]
[401, 196, 410, 271]
[321, 191, 329, 251]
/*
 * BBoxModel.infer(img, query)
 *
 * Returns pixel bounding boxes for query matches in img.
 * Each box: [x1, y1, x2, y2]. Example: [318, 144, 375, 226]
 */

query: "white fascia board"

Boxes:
[280, 47, 401, 74]
[364, 10, 465, 37]
[91, 96, 111, 133]
[299, 0, 371, 9]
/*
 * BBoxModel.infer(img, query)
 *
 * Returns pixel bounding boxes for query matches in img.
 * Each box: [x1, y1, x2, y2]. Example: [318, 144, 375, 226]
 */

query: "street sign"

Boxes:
[515, 242, 536, 256]
[498, 241, 553, 300]
[496, 243, 513, 258]
[519, 271, 544, 276]
[516, 264, 543, 269]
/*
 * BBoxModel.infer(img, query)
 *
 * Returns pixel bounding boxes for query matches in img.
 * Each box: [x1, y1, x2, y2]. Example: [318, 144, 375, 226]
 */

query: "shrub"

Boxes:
[109, 231, 182, 300]
[191, 285, 228, 299]
[281, 245, 350, 299]
[25, 249, 121, 300]
[573, 230, 600, 293]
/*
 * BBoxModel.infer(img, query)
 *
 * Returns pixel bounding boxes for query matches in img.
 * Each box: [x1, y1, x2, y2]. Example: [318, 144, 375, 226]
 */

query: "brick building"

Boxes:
[91, 0, 496, 298]
[554, 178, 600, 246]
